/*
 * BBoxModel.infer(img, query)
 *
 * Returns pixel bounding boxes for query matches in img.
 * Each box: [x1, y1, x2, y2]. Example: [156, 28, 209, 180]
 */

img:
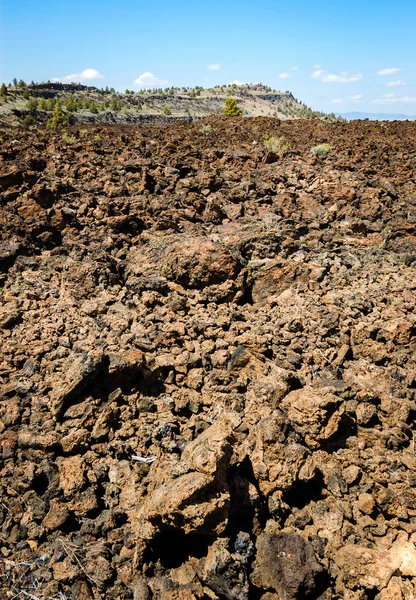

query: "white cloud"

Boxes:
[331, 94, 362, 104]
[279, 73, 290, 79]
[134, 72, 167, 88]
[207, 64, 221, 71]
[377, 67, 401, 76]
[290, 66, 299, 71]
[371, 95, 416, 104]
[229, 80, 244, 85]
[53, 68, 104, 83]
[313, 69, 363, 83]
[387, 79, 406, 87]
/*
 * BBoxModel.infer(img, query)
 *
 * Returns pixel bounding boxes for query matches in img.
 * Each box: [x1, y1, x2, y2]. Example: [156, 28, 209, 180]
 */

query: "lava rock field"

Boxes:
[0, 117, 415, 599]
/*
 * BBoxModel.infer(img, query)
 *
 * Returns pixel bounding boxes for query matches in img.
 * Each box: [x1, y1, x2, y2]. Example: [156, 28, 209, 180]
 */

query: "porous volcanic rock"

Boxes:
[251, 533, 324, 598]
[0, 117, 415, 599]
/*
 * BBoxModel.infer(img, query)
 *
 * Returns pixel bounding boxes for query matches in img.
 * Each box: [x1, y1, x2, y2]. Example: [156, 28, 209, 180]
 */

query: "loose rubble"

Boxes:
[0, 117, 415, 599]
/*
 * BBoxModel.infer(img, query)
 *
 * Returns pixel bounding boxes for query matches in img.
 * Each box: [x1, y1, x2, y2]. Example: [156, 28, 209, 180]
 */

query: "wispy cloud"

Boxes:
[290, 66, 299, 71]
[371, 94, 416, 104]
[377, 67, 401, 76]
[207, 64, 221, 71]
[386, 80, 406, 87]
[134, 72, 167, 88]
[312, 69, 363, 83]
[279, 73, 290, 79]
[331, 94, 362, 104]
[52, 68, 104, 83]
[229, 80, 245, 85]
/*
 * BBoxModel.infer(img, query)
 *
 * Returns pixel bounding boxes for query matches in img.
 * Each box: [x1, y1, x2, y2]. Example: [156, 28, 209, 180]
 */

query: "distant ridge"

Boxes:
[0, 81, 341, 127]
[339, 111, 416, 121]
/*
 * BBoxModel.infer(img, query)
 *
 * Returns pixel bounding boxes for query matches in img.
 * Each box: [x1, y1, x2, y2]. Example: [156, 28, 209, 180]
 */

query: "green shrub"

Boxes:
[47, 103, 69, 129]
[0, 83, 8, 96]
[26, 98, 38, 112]
[200, 125, 212, 135]
[24, 114, 37, 126]
[311, 143, 331, 157]
[263, 135, 290, 154]
[65, 97, 78, 112]
[222, 97, 242, 116]
[162, 106, 172, 115]
[62, 132, 76, 143]
[110, 98, 122, 111]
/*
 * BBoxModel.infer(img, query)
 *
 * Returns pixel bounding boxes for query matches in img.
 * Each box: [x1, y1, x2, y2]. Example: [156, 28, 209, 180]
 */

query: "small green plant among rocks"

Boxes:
[222, 97, 242, 116]
[26, 98, 38, 112]
[200, 125, 213, 135]
[311, 143, 331, 157]
[23, 114, 37, 126]
[263, 135, 290, 155]
[62, 132, 76, 144]
[162, 106, 172, 115]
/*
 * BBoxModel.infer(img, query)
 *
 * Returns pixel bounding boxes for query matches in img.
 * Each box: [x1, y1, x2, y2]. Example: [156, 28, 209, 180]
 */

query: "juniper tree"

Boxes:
[222, 97, 242, 116]
[47, 103, 69, 128]
[27, 98, 38, 112]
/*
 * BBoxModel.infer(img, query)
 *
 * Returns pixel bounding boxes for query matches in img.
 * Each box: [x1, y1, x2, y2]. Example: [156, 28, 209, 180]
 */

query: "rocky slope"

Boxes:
[0, 82, 339, 127]
[0, 117, 415, 600]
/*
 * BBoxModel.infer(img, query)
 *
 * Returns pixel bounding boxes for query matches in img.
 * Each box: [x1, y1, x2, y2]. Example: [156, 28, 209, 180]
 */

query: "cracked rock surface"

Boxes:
[0, 117, 416, 599]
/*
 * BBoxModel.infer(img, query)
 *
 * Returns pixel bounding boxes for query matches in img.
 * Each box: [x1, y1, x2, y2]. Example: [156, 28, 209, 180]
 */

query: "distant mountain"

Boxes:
[339, 111, 416, 121]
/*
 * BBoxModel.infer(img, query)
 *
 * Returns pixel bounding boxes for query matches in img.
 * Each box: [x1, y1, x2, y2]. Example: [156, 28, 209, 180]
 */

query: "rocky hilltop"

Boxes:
[0, 117, 415, 599]
[0, 82, 340, 127]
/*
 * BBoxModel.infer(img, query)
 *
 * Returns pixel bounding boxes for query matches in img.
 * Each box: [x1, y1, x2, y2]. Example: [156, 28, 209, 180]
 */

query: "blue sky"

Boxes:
[1, 0, 416, 114]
